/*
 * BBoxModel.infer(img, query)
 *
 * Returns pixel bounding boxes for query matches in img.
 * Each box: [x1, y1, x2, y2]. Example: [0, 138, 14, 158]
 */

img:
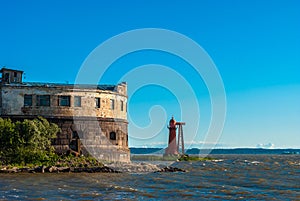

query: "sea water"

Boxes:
[0, 154, 299, 200]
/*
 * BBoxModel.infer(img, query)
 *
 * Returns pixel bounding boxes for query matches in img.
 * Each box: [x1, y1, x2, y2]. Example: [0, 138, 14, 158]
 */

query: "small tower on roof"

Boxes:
[0, 67, 24, 84]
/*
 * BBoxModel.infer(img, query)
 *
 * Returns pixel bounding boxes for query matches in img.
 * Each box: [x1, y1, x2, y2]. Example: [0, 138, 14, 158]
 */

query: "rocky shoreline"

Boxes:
[105, 162, 187, 173]
[0, 163, 186, 174]
[155, 166, 186, 173]
[0, 165, 120, 173]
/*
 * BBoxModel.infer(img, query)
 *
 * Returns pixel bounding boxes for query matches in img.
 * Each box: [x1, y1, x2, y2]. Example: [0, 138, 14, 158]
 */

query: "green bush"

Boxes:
[0, 117, 60, 165]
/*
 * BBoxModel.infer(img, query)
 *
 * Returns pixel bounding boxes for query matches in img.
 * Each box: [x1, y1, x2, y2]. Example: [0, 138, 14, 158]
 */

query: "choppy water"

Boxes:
[0, 154, 299, 200]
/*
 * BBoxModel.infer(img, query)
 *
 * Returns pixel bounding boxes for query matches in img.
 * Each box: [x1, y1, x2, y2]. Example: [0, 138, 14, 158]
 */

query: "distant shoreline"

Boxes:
[130, 148, 300, 155]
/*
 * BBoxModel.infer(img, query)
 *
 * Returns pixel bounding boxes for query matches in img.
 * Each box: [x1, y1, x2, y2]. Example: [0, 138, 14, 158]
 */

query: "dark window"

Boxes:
[74, 96, 81, 107]
[95, 97, 100, 108]
[58, 96, 70, 106]
[110, 99, 115, 110]
[14, 72, 17, 77]
[4, 73, 9, 83]
[36, 95, 50, 106]
[110, 132, 116, 140]
[120, 101, 124, 111]
[24, 94, 32, 106]
[72, 131, 79, 139]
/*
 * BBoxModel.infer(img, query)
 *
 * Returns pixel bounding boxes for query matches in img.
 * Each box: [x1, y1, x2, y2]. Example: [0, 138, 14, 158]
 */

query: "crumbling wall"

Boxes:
[0, 84, 127, 119]
[0, 82, 130, 162]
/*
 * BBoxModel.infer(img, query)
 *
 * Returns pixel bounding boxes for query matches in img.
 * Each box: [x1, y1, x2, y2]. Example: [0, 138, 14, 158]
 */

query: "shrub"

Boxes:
[0, 117, 60, 165]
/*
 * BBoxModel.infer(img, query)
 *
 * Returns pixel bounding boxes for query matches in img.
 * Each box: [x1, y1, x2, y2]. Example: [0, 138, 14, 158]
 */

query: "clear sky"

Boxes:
[1, 0, 299, 148]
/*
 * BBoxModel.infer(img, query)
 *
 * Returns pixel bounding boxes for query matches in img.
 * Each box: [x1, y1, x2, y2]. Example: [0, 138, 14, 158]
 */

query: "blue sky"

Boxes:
[1, 0, 299, 148]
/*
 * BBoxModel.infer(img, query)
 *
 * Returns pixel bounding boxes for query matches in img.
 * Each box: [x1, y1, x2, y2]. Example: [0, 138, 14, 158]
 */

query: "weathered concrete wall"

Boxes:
[2, 116, 130, 162]
[0, 83, 127, 119]
[0, 82, 130, 162]
[52, 117, 130, 162]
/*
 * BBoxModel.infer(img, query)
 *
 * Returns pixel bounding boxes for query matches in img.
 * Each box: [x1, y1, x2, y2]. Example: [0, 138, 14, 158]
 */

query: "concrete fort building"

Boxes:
[0, 68, 130, 162]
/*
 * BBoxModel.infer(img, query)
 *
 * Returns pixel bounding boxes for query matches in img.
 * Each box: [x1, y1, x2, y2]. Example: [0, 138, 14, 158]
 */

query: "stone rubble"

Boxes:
[0, 165, 119, 173]
[105, 162, 186, 173]
[0, 162, 186, 173]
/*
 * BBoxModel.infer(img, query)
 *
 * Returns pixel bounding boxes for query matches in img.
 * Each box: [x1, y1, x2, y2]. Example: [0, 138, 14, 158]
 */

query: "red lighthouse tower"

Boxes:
[165, 116, 178, 155]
